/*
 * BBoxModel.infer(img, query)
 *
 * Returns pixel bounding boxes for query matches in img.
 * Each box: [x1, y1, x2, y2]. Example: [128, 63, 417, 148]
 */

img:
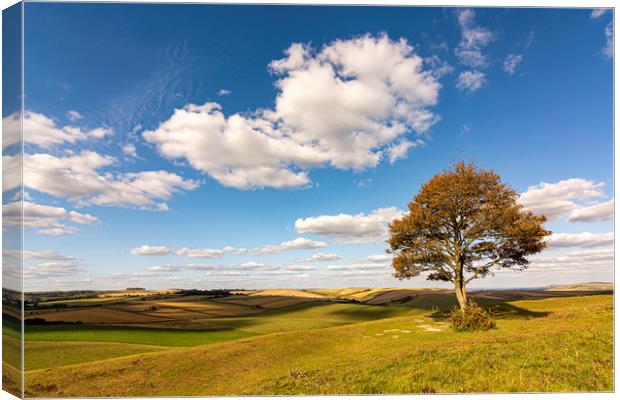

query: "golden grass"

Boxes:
[2, 361, 21, 397]
[23, 295, 612, 397]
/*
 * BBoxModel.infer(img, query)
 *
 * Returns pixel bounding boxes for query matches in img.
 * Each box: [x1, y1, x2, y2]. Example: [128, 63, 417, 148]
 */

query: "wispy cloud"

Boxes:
[456, 70, 486, 92]
[454, 8, 493, 68]
[591, 9, 609, 19]
[503, 54, 523, 75]
[603, 22, 613, 58]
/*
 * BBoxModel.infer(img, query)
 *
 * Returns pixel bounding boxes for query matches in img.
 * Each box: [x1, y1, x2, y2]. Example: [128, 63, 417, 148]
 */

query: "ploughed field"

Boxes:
[2, 286, 613, 396]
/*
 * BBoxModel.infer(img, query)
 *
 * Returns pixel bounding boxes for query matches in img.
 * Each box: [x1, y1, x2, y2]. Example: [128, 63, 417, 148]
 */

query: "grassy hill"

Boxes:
[18, 293, 613, 396]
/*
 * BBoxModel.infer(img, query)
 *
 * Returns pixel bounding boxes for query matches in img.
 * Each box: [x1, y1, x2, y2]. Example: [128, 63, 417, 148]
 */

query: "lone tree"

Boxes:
[387, 161, 551, 310]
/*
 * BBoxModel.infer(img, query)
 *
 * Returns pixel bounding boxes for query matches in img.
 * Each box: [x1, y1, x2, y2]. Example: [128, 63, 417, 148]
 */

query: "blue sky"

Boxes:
[3, 4, 614, 291]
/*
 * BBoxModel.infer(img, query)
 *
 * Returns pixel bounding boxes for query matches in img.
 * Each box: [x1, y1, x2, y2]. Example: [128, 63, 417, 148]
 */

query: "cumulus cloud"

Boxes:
[547, 232, 613, 248]
[568, 199, 614, 222]
[253, 237, 327, 254]
[456, 70, 487, 92]
[2, 200, 99, 235]
[144, 34, 441, 189]
[295, 207, 405, 243]
[3, 152, 197, 208]
[2, 111, 111, 150]
[519, 178, 612, 222]
[387, 140, 421, 163]
[293, 253, 343, 262]
[503, 54, 523, 75]
[130, 245, 172, 256]
[454, 9, 493, 68]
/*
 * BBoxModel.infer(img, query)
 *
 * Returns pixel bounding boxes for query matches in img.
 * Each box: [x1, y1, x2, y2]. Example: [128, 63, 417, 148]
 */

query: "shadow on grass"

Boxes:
[428, 301, 550, 322]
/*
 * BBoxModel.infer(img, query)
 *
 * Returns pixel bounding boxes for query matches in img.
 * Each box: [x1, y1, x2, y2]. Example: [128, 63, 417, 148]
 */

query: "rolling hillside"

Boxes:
[10, 289, 613, 396]
[22, 295, 612, 396]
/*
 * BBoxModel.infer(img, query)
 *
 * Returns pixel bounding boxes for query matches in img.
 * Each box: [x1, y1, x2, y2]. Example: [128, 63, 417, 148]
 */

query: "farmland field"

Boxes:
[2, 286, 611, 396]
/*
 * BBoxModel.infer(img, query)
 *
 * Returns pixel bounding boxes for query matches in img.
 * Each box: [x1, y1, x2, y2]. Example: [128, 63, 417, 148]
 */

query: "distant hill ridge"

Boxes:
[545, 282, 614, 292]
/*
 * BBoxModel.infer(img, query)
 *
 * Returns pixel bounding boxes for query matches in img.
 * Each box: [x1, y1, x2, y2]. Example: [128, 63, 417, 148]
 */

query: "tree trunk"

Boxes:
[455, 281, 468, 310]
[454, 262, 468, 310]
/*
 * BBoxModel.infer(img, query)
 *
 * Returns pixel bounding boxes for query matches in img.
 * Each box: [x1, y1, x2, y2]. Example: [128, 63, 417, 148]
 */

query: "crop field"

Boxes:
[1, 287, 612, 396]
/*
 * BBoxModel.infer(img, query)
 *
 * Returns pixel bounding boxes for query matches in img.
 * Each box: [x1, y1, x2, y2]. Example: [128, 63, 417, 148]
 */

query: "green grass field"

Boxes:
[16, 291, 613, 397]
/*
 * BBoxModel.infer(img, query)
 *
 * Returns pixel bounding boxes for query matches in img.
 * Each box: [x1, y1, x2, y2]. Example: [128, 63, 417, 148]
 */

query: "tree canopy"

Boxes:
[387, 161, 551, 309]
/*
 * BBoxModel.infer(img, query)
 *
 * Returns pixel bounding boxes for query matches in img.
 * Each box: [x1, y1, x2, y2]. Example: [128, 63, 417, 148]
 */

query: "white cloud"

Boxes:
[2, 200, 99, 235]
[130, 245, 172, 256]
[222, 246, 249, 255]
[454, 9, 493, 68]
[176, 247, 225, 258]
[3, 152, 197, 208]
[67, 110, 83, 121]
[568, 199, 614, 222]
[130, 124, 143, 135]
[3, 249, 76, 261]
[363, 254, 392, 263]
[529, 247, 613, 273]
[293, 253, 342, 262]
[139, 239, 324, 259]
[122, 143, 138, 158]
[144, 34, 441, 189]
[387, 140, 421, 163]
[24, 261, 81, 279]
[603, 22, 613, 58]
[37, 226, 80, 236]
[295, 207, 405, 243]
[519, 178, 612, 222]
[2, 154, 21, 193]
[253, 237, 327, 254]
[547, 232, 613, 248]
[503, 54, 523, 75]
[149, 263, 264, 272]
[241, 261, 265, 268]
[591, 9, 609, 19]
[424, 55, 454, 78]
[282, 264, 318, 271]
[456, 70, 486, 92]
[218, 89, 231, 96]
[2, 111, 111, 150]
[327, 261, 390, 272]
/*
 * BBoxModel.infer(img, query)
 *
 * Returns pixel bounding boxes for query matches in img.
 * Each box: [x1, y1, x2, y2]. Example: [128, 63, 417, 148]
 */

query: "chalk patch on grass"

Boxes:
[417, 324, 443, 332]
